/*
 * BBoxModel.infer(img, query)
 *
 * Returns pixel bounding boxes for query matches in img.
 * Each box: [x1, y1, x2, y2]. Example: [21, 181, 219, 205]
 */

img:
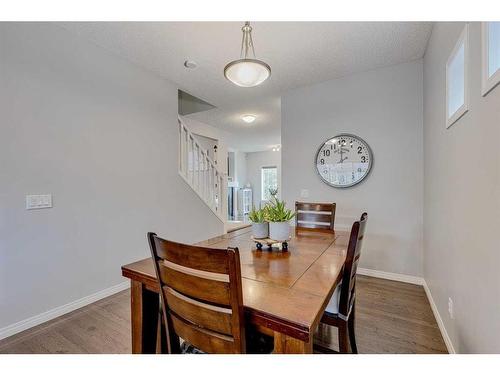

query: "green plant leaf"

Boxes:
[266, 197, 296, 222]
[248, 206, 267, 223]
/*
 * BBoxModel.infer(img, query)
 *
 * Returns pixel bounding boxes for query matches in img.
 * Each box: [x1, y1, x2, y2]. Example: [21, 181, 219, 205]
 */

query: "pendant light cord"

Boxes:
[239, 21, 256, 59]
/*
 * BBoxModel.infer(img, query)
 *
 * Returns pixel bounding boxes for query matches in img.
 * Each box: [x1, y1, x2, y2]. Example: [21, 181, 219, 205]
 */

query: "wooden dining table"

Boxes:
[121, 226, 349, 354]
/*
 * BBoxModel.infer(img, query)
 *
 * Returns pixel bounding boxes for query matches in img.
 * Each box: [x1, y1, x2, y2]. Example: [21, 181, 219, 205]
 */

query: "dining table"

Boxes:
[121, 226, 349, 354]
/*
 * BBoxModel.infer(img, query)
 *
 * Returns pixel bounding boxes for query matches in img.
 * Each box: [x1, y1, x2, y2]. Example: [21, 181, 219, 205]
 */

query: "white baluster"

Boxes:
[205, 156, 210, 202]
[209, 164, 214, 209]
[189, 136, 194, 185]
[195, 144, 200, 192]
[184, 127, 189, 177]
[214, 171, 220, 212]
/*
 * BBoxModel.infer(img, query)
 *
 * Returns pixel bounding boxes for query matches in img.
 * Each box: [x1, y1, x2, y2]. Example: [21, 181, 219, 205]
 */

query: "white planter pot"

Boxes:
[269, 222, 291, 242]
[251, 222, 269, 239]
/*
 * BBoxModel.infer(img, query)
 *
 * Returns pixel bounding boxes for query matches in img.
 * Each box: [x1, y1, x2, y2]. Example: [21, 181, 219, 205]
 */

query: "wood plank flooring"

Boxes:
[0, 276, 447, 354]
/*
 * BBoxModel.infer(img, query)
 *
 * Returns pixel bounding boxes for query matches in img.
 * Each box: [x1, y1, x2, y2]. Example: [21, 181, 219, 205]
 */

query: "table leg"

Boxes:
[130, 280, 159, 354]
[273, 332, 313, 354]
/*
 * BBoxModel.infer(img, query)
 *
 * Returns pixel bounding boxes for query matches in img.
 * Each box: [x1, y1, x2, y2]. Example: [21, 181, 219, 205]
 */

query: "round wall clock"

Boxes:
[315, 133, 373, 188]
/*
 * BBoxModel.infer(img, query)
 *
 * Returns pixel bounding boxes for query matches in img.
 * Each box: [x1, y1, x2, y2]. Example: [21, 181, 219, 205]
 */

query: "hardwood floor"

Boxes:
[315, 276, 447, 353]
[0, 290, 131, 354]
[0, 276, 447, 354]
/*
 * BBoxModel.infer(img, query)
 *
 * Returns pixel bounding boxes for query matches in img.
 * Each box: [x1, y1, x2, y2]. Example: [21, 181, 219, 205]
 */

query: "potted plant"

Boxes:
[267, 197, 296, 241]
[249, 206, 269, 239]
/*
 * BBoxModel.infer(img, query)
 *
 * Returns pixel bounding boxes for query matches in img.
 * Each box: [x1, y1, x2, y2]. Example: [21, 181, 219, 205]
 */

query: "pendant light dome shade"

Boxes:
[224, 22, 271, 87]
[224, 59, 271, 87]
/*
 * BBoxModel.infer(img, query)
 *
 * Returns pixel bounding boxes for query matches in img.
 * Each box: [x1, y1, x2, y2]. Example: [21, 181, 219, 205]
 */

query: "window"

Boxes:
[482, 22, 500, 96]
[446, 24, 469, 128]
[261, 166, 277, 202]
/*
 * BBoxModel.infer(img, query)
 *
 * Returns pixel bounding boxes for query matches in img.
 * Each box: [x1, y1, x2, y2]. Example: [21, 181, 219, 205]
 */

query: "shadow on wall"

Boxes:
[324, 216, 402, 274]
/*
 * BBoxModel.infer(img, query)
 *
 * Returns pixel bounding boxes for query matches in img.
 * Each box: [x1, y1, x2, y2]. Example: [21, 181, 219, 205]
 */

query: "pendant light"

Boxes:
[224, 22, 271, 87]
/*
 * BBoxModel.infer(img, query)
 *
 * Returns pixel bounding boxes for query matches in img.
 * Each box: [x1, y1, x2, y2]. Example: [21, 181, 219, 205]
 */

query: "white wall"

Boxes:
[233, 151, 247, 187]
[282, 60, 424, 277]
[423, 22, 500, 353]
[246, 150, 282, 207]
[0, 23, 224, 333]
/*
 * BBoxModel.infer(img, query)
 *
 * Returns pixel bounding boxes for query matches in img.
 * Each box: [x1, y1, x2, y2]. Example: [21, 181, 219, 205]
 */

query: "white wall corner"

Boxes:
[422, 280, 456, 354]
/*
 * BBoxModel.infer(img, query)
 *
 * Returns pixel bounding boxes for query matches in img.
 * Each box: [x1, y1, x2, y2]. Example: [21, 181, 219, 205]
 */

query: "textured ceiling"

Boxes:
[186, 96, 281, 152]
[59, 22, 432, 151]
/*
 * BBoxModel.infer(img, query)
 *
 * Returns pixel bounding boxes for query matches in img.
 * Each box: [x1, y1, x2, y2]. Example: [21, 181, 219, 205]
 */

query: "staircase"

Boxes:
[178, 118, 227, 224]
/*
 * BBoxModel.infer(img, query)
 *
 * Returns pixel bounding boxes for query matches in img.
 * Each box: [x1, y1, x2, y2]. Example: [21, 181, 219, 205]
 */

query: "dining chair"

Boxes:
[295, 201, 336, 233]
[314, 212, 368, 354]
[147, 232, 273, 354]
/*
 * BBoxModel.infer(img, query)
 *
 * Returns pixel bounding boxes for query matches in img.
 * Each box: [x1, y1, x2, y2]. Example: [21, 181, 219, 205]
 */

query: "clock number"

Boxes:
[361, 156, 367, 163]
[357, 146, 362, 154]
[322, 149, 330, 157]
[320, 159, 325, 165]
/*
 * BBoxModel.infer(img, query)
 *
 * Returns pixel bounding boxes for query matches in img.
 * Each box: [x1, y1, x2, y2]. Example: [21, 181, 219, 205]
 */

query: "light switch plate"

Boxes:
[300, 189, 309, 198]
[26, 194, 52, 210]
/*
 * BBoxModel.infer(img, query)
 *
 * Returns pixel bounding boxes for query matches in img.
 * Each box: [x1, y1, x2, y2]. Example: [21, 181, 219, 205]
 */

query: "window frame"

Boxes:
[446, 24, 469, 129]
[481, 22, 500, 96]
[261, 166, 278, 202]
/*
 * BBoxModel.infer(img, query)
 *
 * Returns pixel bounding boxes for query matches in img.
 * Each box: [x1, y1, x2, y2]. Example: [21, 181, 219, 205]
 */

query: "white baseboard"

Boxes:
[422, 280, 456, 354]
[0, 281, 129, 341]
[357, 267, 425, 285]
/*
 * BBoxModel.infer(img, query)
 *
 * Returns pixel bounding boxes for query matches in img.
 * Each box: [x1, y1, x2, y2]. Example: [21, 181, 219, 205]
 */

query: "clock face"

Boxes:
[315, 134, 373, 188]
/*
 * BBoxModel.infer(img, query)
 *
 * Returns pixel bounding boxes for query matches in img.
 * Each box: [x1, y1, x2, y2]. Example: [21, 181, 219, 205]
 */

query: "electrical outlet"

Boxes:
[300, 189, 309, 198]
[448, 297, 454, 319]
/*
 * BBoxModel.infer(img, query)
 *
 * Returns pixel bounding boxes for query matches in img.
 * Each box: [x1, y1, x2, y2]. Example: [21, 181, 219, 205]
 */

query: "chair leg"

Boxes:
[159, 301, 181, 354]
[348, 303, 358, 354]
[338, 322, 350, 353]
[165, 314, 181, 354]
[157, 310, 168, 354]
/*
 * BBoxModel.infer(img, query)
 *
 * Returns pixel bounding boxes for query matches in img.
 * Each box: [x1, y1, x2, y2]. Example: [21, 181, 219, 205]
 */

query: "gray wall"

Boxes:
[246, 150, 282, 207]
[423, 22, 500, 353]
[282, 60, 424, 276]
[234, 151, 247, 188]
[0, 23, 223, 331]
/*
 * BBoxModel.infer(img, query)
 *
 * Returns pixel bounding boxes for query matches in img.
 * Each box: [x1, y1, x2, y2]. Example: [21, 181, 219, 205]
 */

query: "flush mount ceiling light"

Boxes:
[272, 145, 281, 152]
[224, 22, 271, 88]
[241, 114, 256, 123]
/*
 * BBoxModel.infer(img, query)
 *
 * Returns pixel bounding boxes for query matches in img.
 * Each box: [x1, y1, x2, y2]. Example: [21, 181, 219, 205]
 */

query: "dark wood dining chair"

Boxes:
[147, 232, 272, 354]
[295, 201, 336, 233]
[314, 212, 368, 354]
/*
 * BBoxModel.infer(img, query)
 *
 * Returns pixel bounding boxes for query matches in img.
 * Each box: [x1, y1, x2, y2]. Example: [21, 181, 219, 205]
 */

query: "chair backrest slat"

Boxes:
[170, 312, 235, 353]
[339, 213, 368, 317]
[157, 261, 231, 305]
[295, 201, 336, 233]
[164, 287, 233, 335]
[148, 233, 245, 353]
[154, 239, 229, 274]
